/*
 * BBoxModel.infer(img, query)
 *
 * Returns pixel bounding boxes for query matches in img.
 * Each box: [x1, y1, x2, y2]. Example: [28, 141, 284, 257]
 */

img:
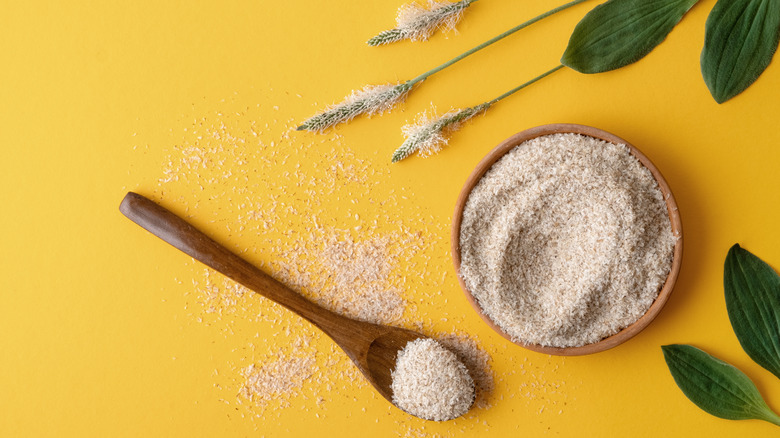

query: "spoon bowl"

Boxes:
[365, 329, 425, 399]
[119, 192, 467, 418]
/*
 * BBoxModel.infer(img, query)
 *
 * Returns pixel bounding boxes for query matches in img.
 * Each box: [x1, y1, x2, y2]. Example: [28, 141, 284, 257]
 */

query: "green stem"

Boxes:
[760, 408, 780, 427]
[407, 0, 589, 86]
[487, 64, 565, 105]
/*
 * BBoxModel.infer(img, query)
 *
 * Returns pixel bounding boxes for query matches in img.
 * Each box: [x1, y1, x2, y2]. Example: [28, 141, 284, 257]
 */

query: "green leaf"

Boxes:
[562, 0, 699, 73]
[701, 0, 780, 103]
[662, 344, 780, 426]
[725, 244, 780, 379]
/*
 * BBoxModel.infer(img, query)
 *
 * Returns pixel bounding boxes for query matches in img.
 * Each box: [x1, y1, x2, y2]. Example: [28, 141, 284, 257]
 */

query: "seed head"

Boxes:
[297, 83, 412, 132]
[368, 0, 477, 46]
[391, 103, 489, 162]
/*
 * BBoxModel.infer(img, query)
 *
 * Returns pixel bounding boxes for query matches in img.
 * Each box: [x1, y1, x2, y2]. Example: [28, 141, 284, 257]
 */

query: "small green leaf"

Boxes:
[662, 344, 780, 426]
[725, 244, 780, 379]
[562, 0, 699, 73]
[701, 0, 780, 103]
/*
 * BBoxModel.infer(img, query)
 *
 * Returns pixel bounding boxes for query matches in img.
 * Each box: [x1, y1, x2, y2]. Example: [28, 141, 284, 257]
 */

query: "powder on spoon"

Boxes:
[459, 133, 677, 348]
[390, 338, 475, 421]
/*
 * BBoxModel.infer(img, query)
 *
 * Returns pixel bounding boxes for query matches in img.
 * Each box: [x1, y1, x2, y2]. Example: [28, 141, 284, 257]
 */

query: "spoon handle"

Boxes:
[119, 192, 359, 338]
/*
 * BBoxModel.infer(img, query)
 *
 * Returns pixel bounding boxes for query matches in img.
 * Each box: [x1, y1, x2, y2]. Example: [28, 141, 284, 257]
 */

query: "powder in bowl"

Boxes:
[459, 133, 677, 348]
[390, 338, 475, 421]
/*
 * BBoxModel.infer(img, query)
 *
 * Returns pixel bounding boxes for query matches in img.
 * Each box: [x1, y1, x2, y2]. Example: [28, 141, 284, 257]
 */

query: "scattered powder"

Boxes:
[192, 268, 249, 316]
[238, 336, 317, 409]
[144, 97, 496, 427]
[391, 338, 475, 421]
[273, 229, 412, 326]
[459, 133, 677, 348]
[199, 226, 417, 413]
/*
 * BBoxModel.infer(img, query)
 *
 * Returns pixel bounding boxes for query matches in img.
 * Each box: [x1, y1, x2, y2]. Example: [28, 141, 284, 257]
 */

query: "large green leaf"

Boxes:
[662, 344, 780, 425]
[701, 0, 780, 103]
[724, 244, 780, 379]
[562, 0, 699, 73]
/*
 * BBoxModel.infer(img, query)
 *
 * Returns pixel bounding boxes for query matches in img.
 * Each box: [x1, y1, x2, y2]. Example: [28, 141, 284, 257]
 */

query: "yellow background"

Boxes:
[3, 0, 780, 436]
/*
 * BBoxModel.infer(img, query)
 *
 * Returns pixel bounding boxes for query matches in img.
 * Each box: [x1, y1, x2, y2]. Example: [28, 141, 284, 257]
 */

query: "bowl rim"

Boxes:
[450, 123, 683, 356]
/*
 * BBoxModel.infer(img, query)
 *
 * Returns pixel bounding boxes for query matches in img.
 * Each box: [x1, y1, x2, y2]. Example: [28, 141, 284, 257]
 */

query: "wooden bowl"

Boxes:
[451, 124, 683, 356]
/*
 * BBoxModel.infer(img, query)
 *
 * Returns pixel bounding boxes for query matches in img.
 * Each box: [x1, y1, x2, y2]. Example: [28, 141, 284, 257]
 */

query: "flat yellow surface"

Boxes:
[3, 0, 780, 436]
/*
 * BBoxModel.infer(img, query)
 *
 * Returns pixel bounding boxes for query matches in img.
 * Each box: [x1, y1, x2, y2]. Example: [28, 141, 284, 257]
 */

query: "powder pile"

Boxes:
[436, 333, 494, 409]
[390, 338, 475, 421]
[459, 133, 677, 348]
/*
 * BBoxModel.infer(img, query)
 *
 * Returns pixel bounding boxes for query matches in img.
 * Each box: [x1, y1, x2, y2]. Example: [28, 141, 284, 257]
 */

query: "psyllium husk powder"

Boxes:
[459, 133, 677, 348]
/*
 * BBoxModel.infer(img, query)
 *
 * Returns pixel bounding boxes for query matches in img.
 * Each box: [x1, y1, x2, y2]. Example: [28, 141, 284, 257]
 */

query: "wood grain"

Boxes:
[451, 124, 683, 356]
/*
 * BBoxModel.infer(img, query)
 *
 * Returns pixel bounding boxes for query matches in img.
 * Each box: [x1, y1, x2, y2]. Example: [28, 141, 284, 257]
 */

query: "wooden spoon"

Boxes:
[119, 192, 458, 417]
